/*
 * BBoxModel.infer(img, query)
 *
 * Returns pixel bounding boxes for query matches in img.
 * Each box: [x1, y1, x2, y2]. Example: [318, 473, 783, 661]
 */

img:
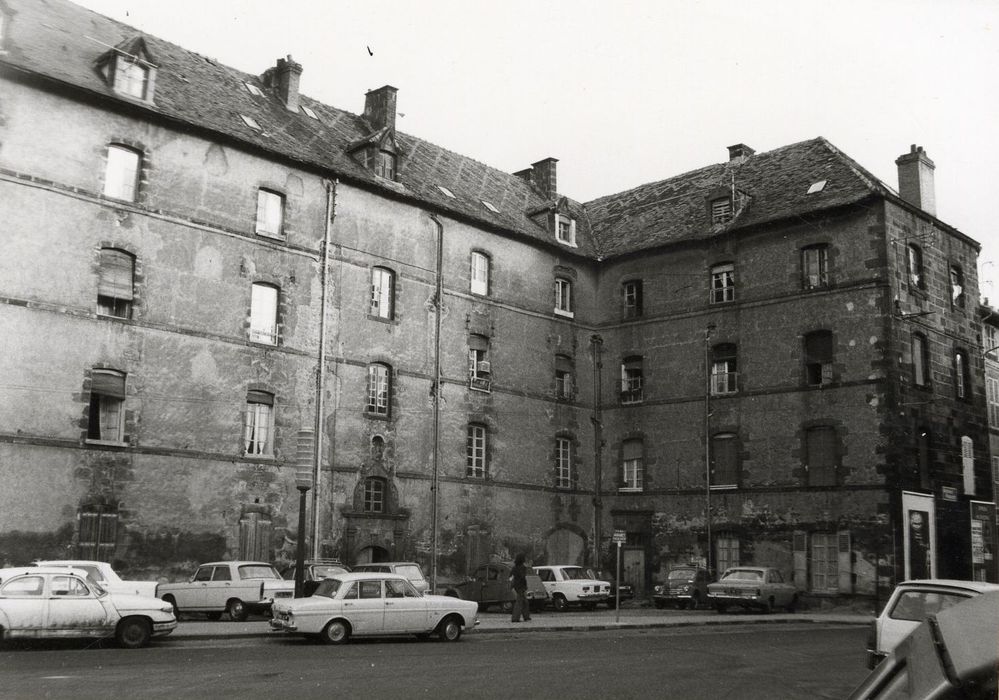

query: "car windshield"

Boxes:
[561, 567, 588, 580]
[722, 570, 763, 582]
[394, 565, 424, 581]
[238, 565, 281, 580]
[313, 565, 349, 578]
[669, 569, 696, 580]
[313, 578, 343, 598]
[890, 590, 971, 621]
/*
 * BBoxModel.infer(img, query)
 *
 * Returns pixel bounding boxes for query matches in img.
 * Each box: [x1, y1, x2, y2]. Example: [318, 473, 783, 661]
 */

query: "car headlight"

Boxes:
[654, 585, 664, 594]
[161, 605, 175, 614]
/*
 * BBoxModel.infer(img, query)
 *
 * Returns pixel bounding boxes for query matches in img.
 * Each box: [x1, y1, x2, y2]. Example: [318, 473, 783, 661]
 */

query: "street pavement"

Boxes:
[170, 604, 872, 640]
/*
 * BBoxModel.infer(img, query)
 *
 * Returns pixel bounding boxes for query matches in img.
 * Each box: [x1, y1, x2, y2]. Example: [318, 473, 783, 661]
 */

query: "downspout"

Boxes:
[429, 214, 444, 591]
[312, 178, 337, 558]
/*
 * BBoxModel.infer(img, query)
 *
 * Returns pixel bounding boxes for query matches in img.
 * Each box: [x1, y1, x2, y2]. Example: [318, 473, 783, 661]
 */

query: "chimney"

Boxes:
[363, 85, 398, 132]
[895, 144, 936, 216]
[531, 157, 558, 199]
[727, 143, 755, 163]
[262, 55, 303, 112]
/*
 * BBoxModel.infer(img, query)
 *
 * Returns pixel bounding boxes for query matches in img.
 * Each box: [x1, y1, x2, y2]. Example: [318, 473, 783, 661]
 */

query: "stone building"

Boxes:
[0, 0, 994, 595]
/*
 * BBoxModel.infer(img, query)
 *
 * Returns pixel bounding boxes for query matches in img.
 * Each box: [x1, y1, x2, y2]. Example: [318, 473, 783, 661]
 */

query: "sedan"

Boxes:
[0, 566, 176, 648]
[707, 566, 798, 613]
[270, 572, 478, 644]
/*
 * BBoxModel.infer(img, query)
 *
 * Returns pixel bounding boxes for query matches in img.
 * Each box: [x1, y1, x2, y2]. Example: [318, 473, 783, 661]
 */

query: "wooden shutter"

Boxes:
[77, 505, 118, 561]
[792, 530, 807, 590]
[837, 530, 853, 593]
[98, 249, 134, 300]
[91, 370, 126, 398]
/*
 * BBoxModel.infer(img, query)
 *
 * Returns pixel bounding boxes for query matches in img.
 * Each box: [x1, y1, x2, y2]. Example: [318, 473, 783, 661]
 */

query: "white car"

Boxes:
[0, 566, 176, 648]
[157, 561, 295, 621]
[270, 572, 479, 644]
[34, 559, 158, 598]
[866, 578, 999, 668]
[532, 565, 611, 611]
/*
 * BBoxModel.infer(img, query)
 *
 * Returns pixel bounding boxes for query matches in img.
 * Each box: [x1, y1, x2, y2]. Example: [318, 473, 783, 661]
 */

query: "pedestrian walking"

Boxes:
[510, 553, 531, 622]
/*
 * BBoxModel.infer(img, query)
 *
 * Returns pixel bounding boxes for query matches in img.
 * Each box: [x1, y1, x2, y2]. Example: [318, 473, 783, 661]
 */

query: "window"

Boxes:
[805, 426, 838, 487]
[481, 200, 499, 213]
[97, 248, 134, 319]
[244, 81, 264, 96]
[804, 330, 833, 386]
[710, 264, 735, 303]
[810, 533, 838, 592]
[255, 189, 285, 238]
[556, 215, 576, 245]
[985, 325, 999, 358]
[103, 145, 140, 202]
[363, 477, 386, 513]
[620, 439, 643, 492]
[962, 436, 975, 496]
[620, 356, 644, 404]
[468, 335, 491, 392]
[711, 344, 738, 395]
[710, 433, 739, 488]
[244, 390, 274, 456]
[555, 355, 574, 400]
[802, 245, 830, 289]
[249, 283, 279, 344]
[366, 363, 391, 416]
[77, 503, 118, 560]
[466, 424, 487, 478]
[715, 537, 740, 572]
[88, 369, 125, 443]
[987, 378, 999, 428]
[954, 349, 970, 400]
[369, 267, 395, 320]
[554, 277, 573, 316]
[555, 437, 574, 489]
[360, 148, 396, 180]
[301, 105, 319, 120]
[711, 197, 733, 224]
[113, 58, 150, 99]
[950, 266, 965, 309]
[907, 244, 924, 289]
[912, 333, 929, 387]
[470, 252, 490, 296]
[623, 280, 643, 319]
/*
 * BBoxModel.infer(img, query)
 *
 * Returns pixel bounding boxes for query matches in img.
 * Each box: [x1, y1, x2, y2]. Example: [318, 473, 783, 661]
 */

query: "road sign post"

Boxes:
[612, 530, 626, 623]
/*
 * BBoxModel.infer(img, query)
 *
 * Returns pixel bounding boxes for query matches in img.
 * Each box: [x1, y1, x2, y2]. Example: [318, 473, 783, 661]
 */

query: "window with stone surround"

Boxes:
[555, 354, 574, 401]
[954, 348, 971, 401]
[249, 283, 279, 345]
[805, 426, 838, 487]
[244, 390, 274, 457]
[620, 439, 643, 492]
[623, 280, 643, 319]
[710, 433, 739, 488]
[710, 263, 735, 303]
[255, 189, 285, 239]
[97, 248, 134, 319]
[366, 363, 391, 417]
[103, 144, 141, 202]
[470, 251, 490, 296]
[555, 437, 574, 489]
[620, 356, 644, 404]
[907, 244, 924, 289]
[556, 215, 576, 246]
[87, 369, 126, 444]
[711, 344, 738, 395]
[554, 277, 573, 317]
[804, 330, 833, 386]
[801, 245, 830, 290]
[912, 333, 929, 387]
[468, 335, 491, 392]
[949, 265, 965, 309]
[369, 266, 395, 320]
[363, 477, 386, 513]
[466, 424, 487, 478]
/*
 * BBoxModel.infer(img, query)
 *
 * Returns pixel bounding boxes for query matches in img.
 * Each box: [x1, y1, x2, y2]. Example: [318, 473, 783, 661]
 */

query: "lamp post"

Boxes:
[294, 429, 315, 598]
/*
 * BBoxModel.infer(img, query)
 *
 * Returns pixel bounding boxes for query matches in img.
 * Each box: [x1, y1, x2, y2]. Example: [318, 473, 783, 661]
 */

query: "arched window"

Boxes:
[470, 251, 490, 296]
[954, 349, 970, 400]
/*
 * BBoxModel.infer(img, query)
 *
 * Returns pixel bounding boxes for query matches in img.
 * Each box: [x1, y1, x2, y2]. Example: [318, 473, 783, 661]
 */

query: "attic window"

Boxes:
[301, 105, 319, 120]
[556, 215, 577, 246]
[710, 197, 733, 224]
[437, 185, 456, 199]
[98, 39, 158, 102]
[482, 200, 499, 213]
[240, 114, 261, 130]
[807, 180, 827, 194]
[359, 149, 396, 180]
[244, 82, 264, 97]
[114, 58, 150, 99]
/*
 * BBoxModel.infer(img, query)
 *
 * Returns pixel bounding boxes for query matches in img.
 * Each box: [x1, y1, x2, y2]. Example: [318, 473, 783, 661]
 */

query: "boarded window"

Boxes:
[711, 433, 739, 488]
[238, 508, 273, 561]
[77, 503, 118, 561]
[805, 426, 838, 486]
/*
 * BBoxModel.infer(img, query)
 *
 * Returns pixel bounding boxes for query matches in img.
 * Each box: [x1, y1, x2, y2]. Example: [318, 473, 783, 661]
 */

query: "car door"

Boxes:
[204, 565, 237, 609]
[481, 565, 507, 605]
[535, 568, 557, 598]
[0, 573, 48, 634]
[341, 580, 385, 635]
[46, 574, 114, 635]
[383, 578, 429, 632]
[175, 565, 213, 610]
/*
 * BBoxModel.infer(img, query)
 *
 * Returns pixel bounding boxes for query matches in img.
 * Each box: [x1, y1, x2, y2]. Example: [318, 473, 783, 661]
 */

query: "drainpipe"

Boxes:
[429, 214, 444, 591]
[590, 334, 604, 567]
[704, 324, 715, 574]
[312, 179, 337, 558]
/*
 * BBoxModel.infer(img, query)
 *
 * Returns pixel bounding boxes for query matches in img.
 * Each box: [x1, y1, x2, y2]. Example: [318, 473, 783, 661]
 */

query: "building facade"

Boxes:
[0, 0, 994, 594]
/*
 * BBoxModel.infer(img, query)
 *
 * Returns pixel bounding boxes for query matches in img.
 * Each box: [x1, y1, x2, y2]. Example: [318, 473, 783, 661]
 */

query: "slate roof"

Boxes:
[2, 0, 962, 261]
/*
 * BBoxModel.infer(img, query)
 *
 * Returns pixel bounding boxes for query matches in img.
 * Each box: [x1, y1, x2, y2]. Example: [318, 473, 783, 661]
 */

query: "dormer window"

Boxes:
[711, 197, 733, 224]
[97, 38, 158, 103]
[359, 148, 396, 180]
[556, 215, 576, 246]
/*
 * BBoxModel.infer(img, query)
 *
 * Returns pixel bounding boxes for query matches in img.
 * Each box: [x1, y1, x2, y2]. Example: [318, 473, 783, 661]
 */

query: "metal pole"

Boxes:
[591, 335, 604, 567]
[294, 486, 308, 598]
[704, 325, 714, 575]
[429, 216, 444, 592]
[312, 179, 336, 558]
[615, 540, 621, 624]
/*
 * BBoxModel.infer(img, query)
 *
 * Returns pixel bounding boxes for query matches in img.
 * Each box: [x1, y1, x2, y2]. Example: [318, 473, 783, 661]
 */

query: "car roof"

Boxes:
[895, 579, 999, 593]
[34, 559, 105, 566]
[324, 572, 410, 582]
[198, 561, 274, 567]
[3, 566, 91, 578]
[352, 561, 421, 567]
[534, 564, 579, 569]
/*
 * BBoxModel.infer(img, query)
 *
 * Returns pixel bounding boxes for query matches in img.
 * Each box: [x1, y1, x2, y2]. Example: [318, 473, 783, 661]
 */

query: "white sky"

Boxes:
[73, 0, 999, 296]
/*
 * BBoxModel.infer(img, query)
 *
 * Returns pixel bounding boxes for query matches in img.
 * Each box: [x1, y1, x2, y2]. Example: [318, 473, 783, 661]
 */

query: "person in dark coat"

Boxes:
[510, 553, 531, 622]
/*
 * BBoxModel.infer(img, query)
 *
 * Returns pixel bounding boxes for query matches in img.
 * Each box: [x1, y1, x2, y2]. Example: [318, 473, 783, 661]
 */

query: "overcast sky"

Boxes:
[73, 0, 999, 297]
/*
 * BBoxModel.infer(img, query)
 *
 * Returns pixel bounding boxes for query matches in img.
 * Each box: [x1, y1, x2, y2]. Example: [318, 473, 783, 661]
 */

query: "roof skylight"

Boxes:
[301, 105, 319, 120]
[244, 82, 264, 97]
[239, 114, 261, 130]
[437, 185, 456, 199]
[807, 180, 827, 194]
[481, 200, 499, 213]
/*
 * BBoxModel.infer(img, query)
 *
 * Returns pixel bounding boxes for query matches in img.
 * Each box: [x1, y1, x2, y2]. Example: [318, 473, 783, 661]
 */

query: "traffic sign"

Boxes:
[612, 529, 626, 544]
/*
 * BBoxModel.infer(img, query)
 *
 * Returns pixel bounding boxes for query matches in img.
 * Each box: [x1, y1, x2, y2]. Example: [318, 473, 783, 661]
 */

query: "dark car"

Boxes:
[588, 568, 635, 609]
[653, 566, 712, 609]
[281, 559, 350, 596]
[441, 562, 548, 613]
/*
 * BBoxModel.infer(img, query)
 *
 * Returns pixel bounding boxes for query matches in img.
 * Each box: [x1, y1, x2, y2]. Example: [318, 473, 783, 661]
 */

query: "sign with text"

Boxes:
[612, 530, 626, 544]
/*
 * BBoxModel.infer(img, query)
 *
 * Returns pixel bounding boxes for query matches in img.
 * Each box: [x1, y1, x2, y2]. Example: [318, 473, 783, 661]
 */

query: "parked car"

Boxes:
[707, 566, 798, 613]
[865, 578, 999, 669]
[270, 572, 479, 644]
[280, 559, 351, 596]
[588, 568, 634, 608]
[350, 562, 429, 595]
[533, 565, 610, 611]
[156, 560, 295, 621]
[850, 589, 999, 700]
[441, 562, 548, 612]
[33, 559, 158, 598]
[0, 566, 176, 648]
[653, 566, 712, 609]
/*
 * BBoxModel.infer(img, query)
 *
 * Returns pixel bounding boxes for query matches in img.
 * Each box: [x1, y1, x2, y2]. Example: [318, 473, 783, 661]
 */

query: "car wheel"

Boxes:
[116, 617, 152, 649]
[206, 612, 223, 621]
[653, 600, 666, 609]
[437, 615, 462, 642]
[553, 595, 568, 612]
[786, 595, 798, 613]
[500, 601, 513, 613]
[226, 598, 249, 622]
[320, 619, 350, 645]
[163, 595, 180, 618]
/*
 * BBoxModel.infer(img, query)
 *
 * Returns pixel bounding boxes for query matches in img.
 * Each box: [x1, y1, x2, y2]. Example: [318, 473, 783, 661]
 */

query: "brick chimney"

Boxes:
[727, 143, 755, 163]
[531, 158, 558, 199]
[262, 55, 303, 112]
[895, 145, 936, 216]
[364, 85, 398, 132]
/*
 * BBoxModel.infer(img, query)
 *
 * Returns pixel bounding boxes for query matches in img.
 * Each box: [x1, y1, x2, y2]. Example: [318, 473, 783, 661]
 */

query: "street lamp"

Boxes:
[294, 429, 315, 598]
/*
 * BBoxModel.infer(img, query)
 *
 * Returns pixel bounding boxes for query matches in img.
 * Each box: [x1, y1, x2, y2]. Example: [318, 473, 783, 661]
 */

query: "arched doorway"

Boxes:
[545, 526, 586, 565]
[355, 545, 390, 565]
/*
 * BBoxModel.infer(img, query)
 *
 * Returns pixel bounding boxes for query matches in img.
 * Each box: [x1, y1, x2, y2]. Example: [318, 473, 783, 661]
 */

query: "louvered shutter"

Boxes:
[792, 531, 807, 590]
[98, 249, 134, 300]
[837, 531, 852, 593]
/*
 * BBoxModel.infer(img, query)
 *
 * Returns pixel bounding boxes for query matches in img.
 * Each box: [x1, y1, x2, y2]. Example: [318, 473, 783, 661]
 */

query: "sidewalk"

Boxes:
[169, 606, 873, 641]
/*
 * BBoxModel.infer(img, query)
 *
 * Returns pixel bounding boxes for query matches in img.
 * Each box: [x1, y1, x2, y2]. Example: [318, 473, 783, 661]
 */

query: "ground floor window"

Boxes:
[715, 536, 739, 573]
[810, 533, 839, 592]
[77, 503, 118, 561]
